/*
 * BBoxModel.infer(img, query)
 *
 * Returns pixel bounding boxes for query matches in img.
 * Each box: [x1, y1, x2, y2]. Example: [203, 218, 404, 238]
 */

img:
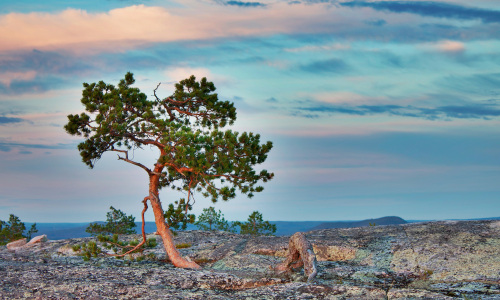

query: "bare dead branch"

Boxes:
[153, 82, 162, 101]
[107, 198, 149, 258]
[114, 150, 152, 175]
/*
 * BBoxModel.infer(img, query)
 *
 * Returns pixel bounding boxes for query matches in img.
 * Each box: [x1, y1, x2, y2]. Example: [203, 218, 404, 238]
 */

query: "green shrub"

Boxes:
[146, 237, 157, 248]
[175, 243, 191, 249]
[86, 206, 136, 236]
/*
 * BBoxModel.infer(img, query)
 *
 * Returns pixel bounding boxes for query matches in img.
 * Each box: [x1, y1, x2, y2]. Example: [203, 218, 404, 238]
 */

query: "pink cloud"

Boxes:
[0, 3, 359, 53]
[0, 71, 37, 86]
[419, 40, 466, 53]
[435, 40, 466, 53]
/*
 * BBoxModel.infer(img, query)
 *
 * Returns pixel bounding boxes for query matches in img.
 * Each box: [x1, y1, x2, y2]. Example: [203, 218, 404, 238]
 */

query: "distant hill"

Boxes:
[308, 216, 408, 231]
[270, 221, 327, 236]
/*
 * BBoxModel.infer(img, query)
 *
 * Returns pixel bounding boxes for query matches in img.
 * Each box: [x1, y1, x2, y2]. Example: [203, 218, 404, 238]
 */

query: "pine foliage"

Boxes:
[0, 214, 37, 245]
[195, 206, 235, 232]
[86, 206, 136, 236]
[164, 199, 195, 231]
[236, 211, 276, 236]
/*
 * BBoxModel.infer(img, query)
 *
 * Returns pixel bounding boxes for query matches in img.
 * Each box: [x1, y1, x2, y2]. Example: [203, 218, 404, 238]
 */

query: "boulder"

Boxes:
[26, 235, 48, 246]
[6, 238, 27, 250]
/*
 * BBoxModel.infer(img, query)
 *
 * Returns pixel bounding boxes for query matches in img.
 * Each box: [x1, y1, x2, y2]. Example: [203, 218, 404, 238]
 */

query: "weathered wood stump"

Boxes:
[275, 232, 318, 282]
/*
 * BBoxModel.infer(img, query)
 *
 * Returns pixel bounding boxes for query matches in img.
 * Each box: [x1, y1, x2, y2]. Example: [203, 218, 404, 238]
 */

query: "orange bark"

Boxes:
[148, 169, 200, 269]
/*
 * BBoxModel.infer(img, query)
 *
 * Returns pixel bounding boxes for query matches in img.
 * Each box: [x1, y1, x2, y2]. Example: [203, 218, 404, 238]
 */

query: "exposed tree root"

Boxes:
[275, 232, 318, 282]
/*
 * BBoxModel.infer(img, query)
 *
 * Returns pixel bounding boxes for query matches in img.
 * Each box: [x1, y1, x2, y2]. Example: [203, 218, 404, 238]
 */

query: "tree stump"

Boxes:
[275, 232, 318, 282]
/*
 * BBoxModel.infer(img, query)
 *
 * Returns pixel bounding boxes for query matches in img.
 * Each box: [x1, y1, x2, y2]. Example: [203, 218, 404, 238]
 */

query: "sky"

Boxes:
[0, 0, 499, 223]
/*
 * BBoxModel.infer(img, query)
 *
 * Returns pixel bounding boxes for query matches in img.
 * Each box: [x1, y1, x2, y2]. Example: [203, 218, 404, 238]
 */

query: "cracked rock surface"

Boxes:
[1, 220, 499, 299]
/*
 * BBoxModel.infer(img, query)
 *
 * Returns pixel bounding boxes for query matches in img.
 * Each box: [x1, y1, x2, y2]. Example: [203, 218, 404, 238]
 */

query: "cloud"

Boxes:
[0, 49, 91, 94]
[436, 104, 500, 118]
[163, 67, 233, 89]
[421, 40, 465, 53]
[224, 1, 266, 7]
[164, 67, 214, 83]
[296, 101, 500, 120]
[0, 3, 379, 54]
[0, 141, 74, 153]
[364, 19, 387, 26]
[340, 1, 500, 24]
[285, 43, 351, 53]
[1, 1, 498, 60]
[299, 58, 351, 74]
[434, 40, 465, 52]
[0, 116, 24, 125]
[0, 71, 37, 86]
[438, 73, 500, 96]
[0, 4, 303, 52]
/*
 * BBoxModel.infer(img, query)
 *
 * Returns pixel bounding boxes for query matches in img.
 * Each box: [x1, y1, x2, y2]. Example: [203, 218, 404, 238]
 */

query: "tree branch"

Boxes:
[112, 149, 152, 175]
[124, 134, 165, 149]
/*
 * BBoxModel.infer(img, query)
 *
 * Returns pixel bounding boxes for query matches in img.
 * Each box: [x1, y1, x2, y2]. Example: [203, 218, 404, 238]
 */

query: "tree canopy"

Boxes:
[65, 72, 273, 205]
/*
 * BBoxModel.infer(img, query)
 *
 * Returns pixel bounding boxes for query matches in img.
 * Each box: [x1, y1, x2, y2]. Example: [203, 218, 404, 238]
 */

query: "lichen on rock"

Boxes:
[0, 220, 499, 299]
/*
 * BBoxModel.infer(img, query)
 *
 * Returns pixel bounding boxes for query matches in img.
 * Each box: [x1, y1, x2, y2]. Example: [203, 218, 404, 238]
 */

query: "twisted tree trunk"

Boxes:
[149, 173, 200, 269]
[275, 232, 317, 282]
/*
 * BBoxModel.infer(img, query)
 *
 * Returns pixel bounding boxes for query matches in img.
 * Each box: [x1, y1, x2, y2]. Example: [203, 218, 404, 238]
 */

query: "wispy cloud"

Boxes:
[0, 141, 74, 152]
[0, 116, 24, 125]
[341, 1, 500, 24]
[299, 58, 351, 74]
[296, 101, 500, 120]
[285, 43, 351, 53]
[0, 71, 37, 86]
[364, 19, 387, 27]
[432, 40, 465, 53]
[224, 1, 267, 7]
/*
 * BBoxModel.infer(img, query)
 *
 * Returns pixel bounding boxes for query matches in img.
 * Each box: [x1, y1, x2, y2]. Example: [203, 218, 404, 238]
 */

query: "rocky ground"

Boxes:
[1, 220, 499, 299]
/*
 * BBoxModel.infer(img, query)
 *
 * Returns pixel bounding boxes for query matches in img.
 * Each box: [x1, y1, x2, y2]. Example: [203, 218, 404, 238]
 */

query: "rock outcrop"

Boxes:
[5, 235, 48, 251]
[0, 220, 499, 299]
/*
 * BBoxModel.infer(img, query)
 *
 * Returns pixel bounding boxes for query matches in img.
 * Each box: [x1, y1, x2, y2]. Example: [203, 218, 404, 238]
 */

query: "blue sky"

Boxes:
[0, 0, 499, 222]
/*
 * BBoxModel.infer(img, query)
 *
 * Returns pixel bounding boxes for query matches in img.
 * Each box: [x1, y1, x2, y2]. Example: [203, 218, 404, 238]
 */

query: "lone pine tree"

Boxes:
[237, 211, 276, 236]
[195, 206, 235, 232]
[65, 73, 273, 268]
